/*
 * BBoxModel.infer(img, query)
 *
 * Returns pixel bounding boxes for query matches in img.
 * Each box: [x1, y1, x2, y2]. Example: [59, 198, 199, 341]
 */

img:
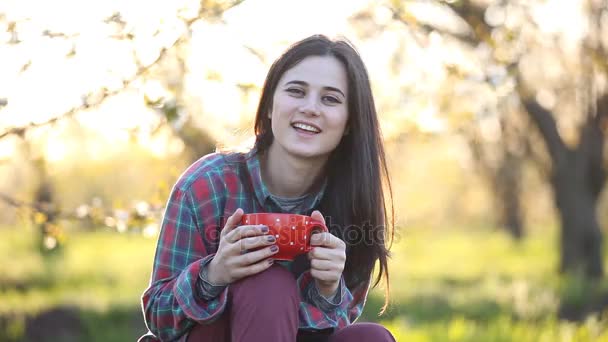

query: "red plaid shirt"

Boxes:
[140, 149, 370, 341]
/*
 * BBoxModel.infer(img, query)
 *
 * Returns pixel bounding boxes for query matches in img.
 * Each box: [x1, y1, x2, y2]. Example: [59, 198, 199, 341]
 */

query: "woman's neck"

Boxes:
[261, 145, 327, 198]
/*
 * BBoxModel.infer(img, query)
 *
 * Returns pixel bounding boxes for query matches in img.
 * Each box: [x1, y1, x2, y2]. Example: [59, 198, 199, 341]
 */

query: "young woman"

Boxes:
[141, 34, 395, 342]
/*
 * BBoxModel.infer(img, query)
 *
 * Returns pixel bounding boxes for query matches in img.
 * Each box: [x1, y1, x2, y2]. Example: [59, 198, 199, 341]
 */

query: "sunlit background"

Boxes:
[1, 0, 608, 341]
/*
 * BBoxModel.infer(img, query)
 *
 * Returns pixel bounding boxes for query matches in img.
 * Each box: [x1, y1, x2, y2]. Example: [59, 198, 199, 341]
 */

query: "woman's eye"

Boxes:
[286, 88, 304, 96]
[323, 95, 341, 104]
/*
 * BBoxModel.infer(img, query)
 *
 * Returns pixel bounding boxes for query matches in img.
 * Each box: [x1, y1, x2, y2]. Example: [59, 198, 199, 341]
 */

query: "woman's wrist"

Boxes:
[196, 257, 228, 301]
[205, 258, 226, 285]
[315, 279, 340, 299]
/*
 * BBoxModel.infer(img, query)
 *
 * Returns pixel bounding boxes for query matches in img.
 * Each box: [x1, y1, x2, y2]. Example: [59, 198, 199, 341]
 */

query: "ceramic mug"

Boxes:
[241, 213, 328, 261]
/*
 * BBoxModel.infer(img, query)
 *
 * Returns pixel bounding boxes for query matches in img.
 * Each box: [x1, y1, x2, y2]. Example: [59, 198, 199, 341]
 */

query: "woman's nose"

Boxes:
[298, 97, 320, 116]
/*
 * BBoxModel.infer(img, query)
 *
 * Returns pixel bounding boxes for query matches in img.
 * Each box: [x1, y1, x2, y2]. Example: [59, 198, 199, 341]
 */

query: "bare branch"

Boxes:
[244, 45, 267, 64]
[0, 191, 104, 222]
[519, 95, 567, 164]
[0, 192, 36, 210]
[0, 115, 64, 140]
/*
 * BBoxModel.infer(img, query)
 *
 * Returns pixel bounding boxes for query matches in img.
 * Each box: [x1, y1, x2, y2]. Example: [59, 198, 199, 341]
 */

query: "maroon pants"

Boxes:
[187, 265, 395, 342]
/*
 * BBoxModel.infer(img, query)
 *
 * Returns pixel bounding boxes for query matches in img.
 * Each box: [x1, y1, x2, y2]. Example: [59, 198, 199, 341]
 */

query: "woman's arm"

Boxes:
[141, 184, 227, 341]
[297, 272, 370, 329]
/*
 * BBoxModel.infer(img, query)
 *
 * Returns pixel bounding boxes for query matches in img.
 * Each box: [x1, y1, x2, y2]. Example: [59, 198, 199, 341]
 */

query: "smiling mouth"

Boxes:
[291, 122, 321, 134]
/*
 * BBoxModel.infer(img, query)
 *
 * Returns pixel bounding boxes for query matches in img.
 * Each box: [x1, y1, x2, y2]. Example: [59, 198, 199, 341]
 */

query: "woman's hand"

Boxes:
[207, 208, 278, 285]
[307, 210, 346, 298]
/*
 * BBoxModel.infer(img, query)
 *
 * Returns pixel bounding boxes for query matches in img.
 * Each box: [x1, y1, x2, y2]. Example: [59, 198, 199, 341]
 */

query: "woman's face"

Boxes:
[268, 55, 349, 163]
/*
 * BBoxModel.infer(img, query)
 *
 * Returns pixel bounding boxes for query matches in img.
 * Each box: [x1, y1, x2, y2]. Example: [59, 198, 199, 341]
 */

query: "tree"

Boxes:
[391, 0, 608, 277]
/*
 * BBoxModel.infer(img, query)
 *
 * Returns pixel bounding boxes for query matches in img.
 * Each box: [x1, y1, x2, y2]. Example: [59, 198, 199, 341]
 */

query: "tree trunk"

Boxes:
[522, 96, 606, 278]
[496, 151, 524, 240]
[553, 154, 603, 277]
[467, 132, 525, 240]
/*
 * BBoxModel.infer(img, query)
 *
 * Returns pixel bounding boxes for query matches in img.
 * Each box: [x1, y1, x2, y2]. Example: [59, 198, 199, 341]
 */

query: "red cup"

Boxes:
[241, 213, 328, 261]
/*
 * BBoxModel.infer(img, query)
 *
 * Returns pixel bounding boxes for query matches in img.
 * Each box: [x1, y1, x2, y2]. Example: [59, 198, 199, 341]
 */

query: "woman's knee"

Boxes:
[232, 264, 297, 295]
[330, 323, 396, 342]
[230, 264, 299, 312]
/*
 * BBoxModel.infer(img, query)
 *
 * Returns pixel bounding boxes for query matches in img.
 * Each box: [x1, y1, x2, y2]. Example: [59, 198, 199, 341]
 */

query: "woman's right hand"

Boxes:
[206, 208, 278, 285]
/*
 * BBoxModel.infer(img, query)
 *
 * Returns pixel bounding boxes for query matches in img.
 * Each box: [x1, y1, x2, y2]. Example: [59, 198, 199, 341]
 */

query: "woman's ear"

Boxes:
[343, 125, 350, 136]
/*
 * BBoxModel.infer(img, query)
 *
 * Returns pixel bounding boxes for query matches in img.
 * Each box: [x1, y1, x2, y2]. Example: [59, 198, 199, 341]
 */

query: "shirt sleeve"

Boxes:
[196, 256, 228, 301]
[296, 271, 370, 330]
[141, 184, 227, 341]
[306, 277, 344, 312]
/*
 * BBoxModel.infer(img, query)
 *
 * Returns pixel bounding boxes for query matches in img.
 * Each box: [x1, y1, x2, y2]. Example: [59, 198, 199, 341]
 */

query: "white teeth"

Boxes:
[292, 123, 320, 133]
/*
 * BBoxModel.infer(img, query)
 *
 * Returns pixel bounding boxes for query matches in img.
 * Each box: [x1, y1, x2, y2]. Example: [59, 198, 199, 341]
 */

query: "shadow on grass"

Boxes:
[557, 275, 608, 321]
[0, 306, 147, 342]
[3, 276, 607, 341]
[361, 276, 512, 324]
[0, 274, 121, 294]
[362, 293, 502, 324]
[362, 274, 608, 326]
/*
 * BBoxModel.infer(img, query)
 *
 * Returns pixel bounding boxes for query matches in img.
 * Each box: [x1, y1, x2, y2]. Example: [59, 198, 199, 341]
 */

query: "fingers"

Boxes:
[310, 232, 345, 249]
[310, 210, 326, 225]
[307, 247, 344, 263]
[310, 258, 335, 271]
[220, 208, 244, 239]
[230, 257, 275, 279]
[235, 234, 276, 252]
[225, 224, 269, 244]
[308, 242, 346, 262]
[310, 269, 340, 283]
[235, 244, 278, 266]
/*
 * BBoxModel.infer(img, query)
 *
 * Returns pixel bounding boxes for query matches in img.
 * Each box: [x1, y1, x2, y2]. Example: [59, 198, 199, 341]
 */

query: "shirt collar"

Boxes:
[246, 148, 327, 214]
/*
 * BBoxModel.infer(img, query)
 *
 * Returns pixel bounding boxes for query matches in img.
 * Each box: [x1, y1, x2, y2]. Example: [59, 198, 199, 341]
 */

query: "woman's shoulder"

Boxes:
[174, 150, 249, 191]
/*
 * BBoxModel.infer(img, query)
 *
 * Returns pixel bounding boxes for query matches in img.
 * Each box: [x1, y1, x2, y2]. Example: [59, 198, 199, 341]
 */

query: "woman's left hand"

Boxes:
[307, 210, 346, 298]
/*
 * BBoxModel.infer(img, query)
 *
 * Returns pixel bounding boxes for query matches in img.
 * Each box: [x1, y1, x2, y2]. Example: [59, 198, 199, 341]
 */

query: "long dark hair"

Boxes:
[252, 35, 394, 311]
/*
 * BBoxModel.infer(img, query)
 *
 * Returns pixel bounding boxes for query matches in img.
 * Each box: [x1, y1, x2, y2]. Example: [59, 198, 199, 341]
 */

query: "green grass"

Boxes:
[1, 224, 608, 341]
[361, 227, 608, 341]
[0, 225, 156, 341]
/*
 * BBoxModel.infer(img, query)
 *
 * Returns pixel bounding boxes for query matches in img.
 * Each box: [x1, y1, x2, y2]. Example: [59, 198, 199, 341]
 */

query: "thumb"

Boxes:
[221, 208, 243, 238]
[310, 210, 325, 225]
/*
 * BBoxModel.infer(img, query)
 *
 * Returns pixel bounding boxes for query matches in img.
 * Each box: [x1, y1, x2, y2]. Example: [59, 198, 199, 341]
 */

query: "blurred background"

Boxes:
[1, 0, 607, 341]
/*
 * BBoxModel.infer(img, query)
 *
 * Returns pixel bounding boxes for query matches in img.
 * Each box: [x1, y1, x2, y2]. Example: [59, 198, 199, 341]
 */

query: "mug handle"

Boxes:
[304, 220, 328, 252]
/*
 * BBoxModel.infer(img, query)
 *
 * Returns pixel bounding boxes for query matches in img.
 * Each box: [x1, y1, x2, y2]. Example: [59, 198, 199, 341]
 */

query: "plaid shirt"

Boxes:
[141, 149, 370, 341]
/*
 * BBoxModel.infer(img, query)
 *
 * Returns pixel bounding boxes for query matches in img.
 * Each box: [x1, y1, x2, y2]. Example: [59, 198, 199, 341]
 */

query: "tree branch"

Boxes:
[0, 0, 246, 141]
[0, 192, 37, 210]
[387, 5, 479, 47]
[519, 95, 567, 165]
[437, 0, 570, 169]
[443, 0, 494, 47]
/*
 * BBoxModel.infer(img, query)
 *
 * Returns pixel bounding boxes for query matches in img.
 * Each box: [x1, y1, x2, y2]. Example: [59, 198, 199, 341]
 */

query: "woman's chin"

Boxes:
[286, 147, 329, 161]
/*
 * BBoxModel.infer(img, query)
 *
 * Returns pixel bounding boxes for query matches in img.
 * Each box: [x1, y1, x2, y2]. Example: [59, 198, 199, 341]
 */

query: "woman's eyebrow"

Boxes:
[284, 80, 346, 98]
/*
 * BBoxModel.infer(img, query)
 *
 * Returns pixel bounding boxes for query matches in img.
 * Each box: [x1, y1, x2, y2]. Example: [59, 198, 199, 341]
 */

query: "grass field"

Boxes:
[1, 224, 607, 341]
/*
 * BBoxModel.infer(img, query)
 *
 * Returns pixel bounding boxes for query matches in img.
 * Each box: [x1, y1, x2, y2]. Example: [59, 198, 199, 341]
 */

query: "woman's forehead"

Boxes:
[279, 56, 348, 93]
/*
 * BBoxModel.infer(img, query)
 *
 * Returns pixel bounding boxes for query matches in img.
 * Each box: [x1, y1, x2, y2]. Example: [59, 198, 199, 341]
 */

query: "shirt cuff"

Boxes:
[308, 277, 345, 312]
[172, 255, 229, 324]
[196, 257, 227, 301]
